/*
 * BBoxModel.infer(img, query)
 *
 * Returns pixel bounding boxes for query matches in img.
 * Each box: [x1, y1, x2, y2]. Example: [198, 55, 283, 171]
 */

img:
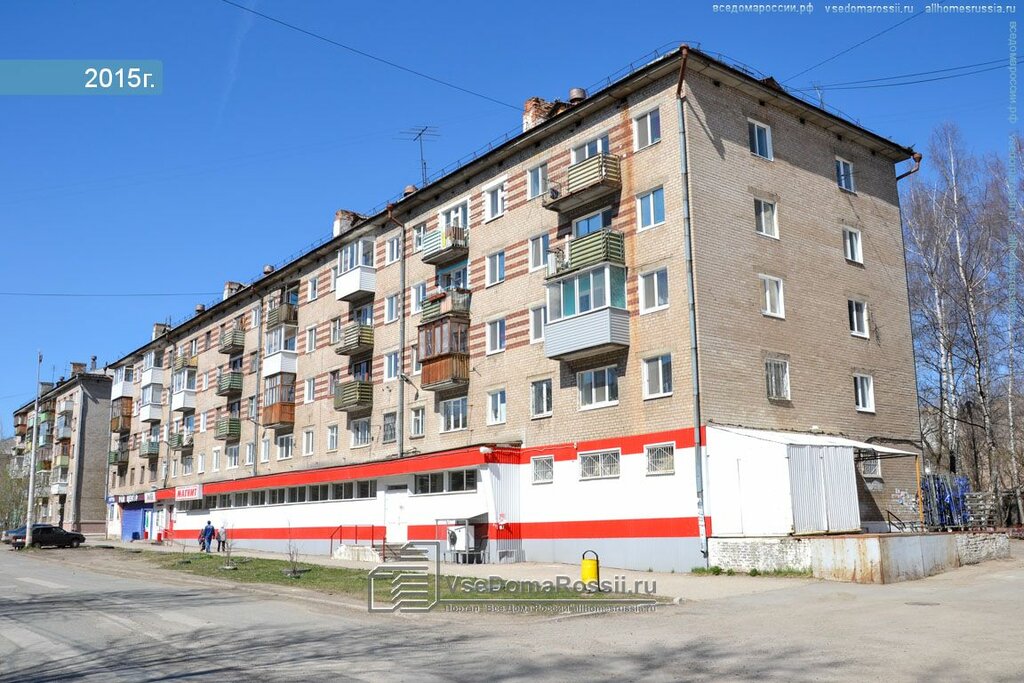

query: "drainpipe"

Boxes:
[896, 152, 923, 181]
[25, 352, 42, 548]
[675, 45, 708, 564]
[386, 205, 407, 459]
[253, 299, 265, 477]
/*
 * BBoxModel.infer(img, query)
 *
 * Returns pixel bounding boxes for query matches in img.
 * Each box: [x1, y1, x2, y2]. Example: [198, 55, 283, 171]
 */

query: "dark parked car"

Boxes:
[10, 525, 85, 549]
[2, 523, 50, 544]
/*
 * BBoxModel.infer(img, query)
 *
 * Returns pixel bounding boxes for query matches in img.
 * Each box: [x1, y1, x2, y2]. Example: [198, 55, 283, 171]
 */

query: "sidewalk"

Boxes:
[96, 537, 815, 602]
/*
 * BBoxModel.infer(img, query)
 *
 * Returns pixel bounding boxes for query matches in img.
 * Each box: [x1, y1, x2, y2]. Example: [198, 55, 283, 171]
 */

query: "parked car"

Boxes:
[2, 523, 50, 544]
[10, 525, 85, 549]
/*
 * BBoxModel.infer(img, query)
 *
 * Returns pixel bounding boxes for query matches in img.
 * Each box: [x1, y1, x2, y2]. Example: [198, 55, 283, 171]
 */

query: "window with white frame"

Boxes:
[226, 444, 239, 469]
[411, 345, 421, 375]
[141, 384, 161, 406]
[412, 223, 426, 252]
[199, 412, 207, 432]
[351, 417, 371, 446]
[849, 300, 869, 337]
[484, 181, 506, 221]
[529, 233, 549, 272]
[441, 396, 468, 432]
[578, 366, 618, 409]
[639, 268, 669, 313]
[340, 239, 375, 272]
[646, 443, 675, 475]
[836, 157, 855, 192]
[304, 377, 315, 403]
[580, 450, 620, 480]
[854, 374, 875, 412]
[859, 450, 881, 477]
[276, 433, 293, 460]
[532, 455, 554, 483]
[197, 452, 205, 473]
[308, 275, 319, 301]
[330, 317, 343, 344]
[486, 319, 506, 354]
[643, 354, 673, 399]
[411, 282, 427, 314]
[487, 389, 506, 425]
[637, 187, 665, 230]
[385, 294, 399, 323]
[572, 133, 609, 164]
[260, 438, 270, 463]
[531, 378, 552, 418]
[548, 264, 627, 321]
[486, 251, 505, 286]
[353, 303, 373, 326]
[529, 305, 547, 343]
[634, 108, 661, 150]
[765, 358, 790, 400]
[244, 442, 255, 466]
[182, 457, 193, 475]
[527, 163, 548, 200]
[264, 325, 296, 355]
[843, 227, 863, 263]
[386, 235, 401, 264]
[383, 412, 397, 443]
[385, 351, 400, 381]
[305, 326, 317, 353]
[440, 201, 469, 230]
[410, 406, 425, 437]
[302, 429, 314, 456]
[754, 198, 778, 238]
[748, 119, 773, 159]
[211, 448, 221, 472]
[252, 305, 261, 330]
[573, 207, 613, 237]
[760, 275, 785, 318]
[326, 424, 338, 451]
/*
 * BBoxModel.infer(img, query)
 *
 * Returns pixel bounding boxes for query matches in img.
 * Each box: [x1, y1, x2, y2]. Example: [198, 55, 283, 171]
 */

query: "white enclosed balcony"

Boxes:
[171, 389, 196, 413]
[141, 367, 164, 388]
[335, 264, 376, 302]
[111, 379, 133, 400]
[263, 350, 298, 378]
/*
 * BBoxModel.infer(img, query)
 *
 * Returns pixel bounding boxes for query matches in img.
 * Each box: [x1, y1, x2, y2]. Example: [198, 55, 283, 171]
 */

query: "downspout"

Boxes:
[675, 45, 708, 563]
[385, 205, 407, 459]
[896, 152, 923, 181]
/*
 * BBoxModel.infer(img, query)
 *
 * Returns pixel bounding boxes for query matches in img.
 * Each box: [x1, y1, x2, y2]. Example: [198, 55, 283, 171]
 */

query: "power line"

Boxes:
[217, 0, 519, 111]
[793, 59, 1020, 92]
[0, 292, 221, 298]
[795, 57, 1008, 89]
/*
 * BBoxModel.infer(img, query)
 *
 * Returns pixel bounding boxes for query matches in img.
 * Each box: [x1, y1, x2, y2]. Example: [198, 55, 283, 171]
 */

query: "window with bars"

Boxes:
[579, 450, 620, 480]
[646, 444, 675, 475]
[766, 359, 790, 400]
[532, 455, 554, 484]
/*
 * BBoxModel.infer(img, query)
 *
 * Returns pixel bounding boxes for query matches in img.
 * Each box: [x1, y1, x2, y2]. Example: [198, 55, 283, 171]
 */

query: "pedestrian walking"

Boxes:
[202, 520, 215, 554]
[197, 530, 206, 552]
[217, 524, 227, 552]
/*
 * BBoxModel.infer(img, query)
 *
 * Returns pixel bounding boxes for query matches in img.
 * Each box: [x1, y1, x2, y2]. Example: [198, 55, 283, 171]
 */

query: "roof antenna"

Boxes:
[397, 126, 440, 186]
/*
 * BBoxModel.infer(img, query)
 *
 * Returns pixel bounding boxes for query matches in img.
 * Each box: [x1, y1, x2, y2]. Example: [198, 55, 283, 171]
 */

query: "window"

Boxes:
[547, 264, 627, 321]
[486, 319, 506, 354]
[529, 305, 547, 343]
[182, 457, 193, 476]
[141, 384, 161, 406]
[760, 275, 785, 318]
[249, 352, 258, 373]
[333, 480, 377, 500]
[385, 351, 400, 381]
[252, 490, 267, 506]
[854, 374, 875, 412]
[571, 133, 609, 164]
[252, 305, 261, 330]
[765, 359, 790, 400]
[244, 442, 255, 466]
[487, 389, 507, 425]
[412, 223, 426, 252]
[340, 239, 375, 273]
[754, 198, 777, 238]
[197, 452, 206, 474]
[276, 434, 293, 460]
[449, 470, 477, 492]
[330, 317, 343, 344]
[529, 233, 549, 272]
[383, 412, 397, 443]
[639, 268, 669, 313]
[414, 473, 445, 495]
[385, 294, 399, 323]
[385, 235, 401, 264]
[308, 275, 319, 301]
[269, 489, 286, 505]
[441, 397, 468, 432]
[437, 263, 468, 290]
[411, 282, 428, 314]
[532, 455, 554, 484]
[643, 355, 673, 399]
[260, 438, 270, 463]
[351, 417, 370, 446]
[410, 407, 425, 437]
[440, 201, 469, 230]
[353, 303, 373, 326]
[309, 484, 330, 502]
[305, 326, 317, 353]
[407, 346, 420, 376]
[531, 379, 552, 418]
[264, 326, 296, 355]
[645, 443, 675, 475]
[226, 444, 239, 469]
[634, 109, 661, 150]
[860, 451, 881, 477]
[486, 251, 505, 286]
[748, 119, 773, 159]
[637, 187, 665, 230]
[351, 359, 371, 382]
[843, 227, 863, 263]
[580, 450, 620, 480]
[573, 207, 613, 237]
[302, 429, 314, 456]
[849, 300, 869, 337]
[327, 425, 338, 451]
[527, 163, 548, 200]
[484, 181, 506, 221]
[328, 370, 341, 396]
[199, 412, 207, 433]
[836, 157, 855, 191]
[578, 366, 618, 409]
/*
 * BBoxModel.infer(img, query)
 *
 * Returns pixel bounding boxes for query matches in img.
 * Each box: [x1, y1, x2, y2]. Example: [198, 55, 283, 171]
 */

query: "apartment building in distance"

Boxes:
[11, 360, 111, 533]
[104, 46, 923, 571]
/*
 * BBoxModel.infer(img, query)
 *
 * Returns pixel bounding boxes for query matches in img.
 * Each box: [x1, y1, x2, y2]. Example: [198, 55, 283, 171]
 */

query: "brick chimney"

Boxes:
[70, 362, 86, 375]
[333, 209, 362, 237]
[152, 323, 170, 340]
[522, 96, 571, 132]
[222, 281, 242, 301]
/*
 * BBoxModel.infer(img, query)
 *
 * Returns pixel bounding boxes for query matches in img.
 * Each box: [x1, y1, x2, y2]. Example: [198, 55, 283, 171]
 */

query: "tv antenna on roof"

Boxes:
[397, 126, 440, 186]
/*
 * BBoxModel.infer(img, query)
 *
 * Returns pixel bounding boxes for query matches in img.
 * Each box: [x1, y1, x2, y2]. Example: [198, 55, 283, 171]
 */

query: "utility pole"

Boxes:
[24, 352, 42, 548]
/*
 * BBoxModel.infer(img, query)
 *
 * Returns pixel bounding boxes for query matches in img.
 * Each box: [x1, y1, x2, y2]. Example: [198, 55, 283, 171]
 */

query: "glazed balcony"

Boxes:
[335, 265, 376, 302]
[215, 371, 244, 397]
[108, 447, 129, 466]
[218, 328, 246, 355]
[138, 402, 163, 423]
[168, 431, 194, 452]
[55, 425, 72, 441]
[420, 288, 471, 324]
[140, 366, 164, 388]
[35, 471, 50, 490]
[54, 454, 70, 469]
[421, 225, 468, 266]
[215, 417, 241, 441]
[420, 354, 470, 392]
[140, 440, 161, 459]
[333, 323, 374, 356]
[266, 303, 298, 328]
[542, 153, 621, 213]
[171, 388, 196, 413]
[545, 307, 630, 361]
[264, 401, 295, 429]
[111, 376, 133, 399]
[57, 399, 74, 415]
[333, 381, 373, 413]
[37, 411, 54, 426]
[50, 481, 68, 497]
[110, 397, 133, 434]
[172, 352, 198, 372]
[14, 422, 27, 437]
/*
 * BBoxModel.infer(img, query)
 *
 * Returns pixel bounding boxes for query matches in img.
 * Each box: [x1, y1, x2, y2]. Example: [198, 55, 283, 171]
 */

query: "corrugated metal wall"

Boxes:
[787, 446, 860, 534]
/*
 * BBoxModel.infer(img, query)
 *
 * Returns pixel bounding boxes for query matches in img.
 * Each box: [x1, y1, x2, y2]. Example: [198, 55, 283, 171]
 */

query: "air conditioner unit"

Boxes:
[446, 524, 475, 552]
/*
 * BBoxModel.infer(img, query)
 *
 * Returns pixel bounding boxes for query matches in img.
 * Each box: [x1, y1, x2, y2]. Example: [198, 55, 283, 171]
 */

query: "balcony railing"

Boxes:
[333, 323, 374, 356]
[215, 371, 244, 397]
[545, 307, 631, 361]
[14, 423, 27, 437]
[55, 425, 72, 441]
[168, 432, 194, 451]
[37, 411, 54, 425]
[542, 153, 621, 213]
[421, 225, 469, 266]
[267, 303, 298, 328]
[54, 454, 70, 469]
[140, 440, 161, 459]
[549, 229, 626, 277]
[218, 328, 246, 354]
[58, 399, 74, 415]
[420, 354, 470, 391]
[108, 448, 129, 466]
[172, 353, 198, 372]
[420, 288, 471, 324]
[335, 264, 376, 302]
[333, 381, 373, 412]
[264, 401, 295, 429]
[110, 416, 132, 434]
[215, 417, 242, 441]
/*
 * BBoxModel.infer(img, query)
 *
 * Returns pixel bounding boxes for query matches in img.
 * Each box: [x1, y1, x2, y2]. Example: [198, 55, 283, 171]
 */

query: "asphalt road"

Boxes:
[0, 544, 1023, 681]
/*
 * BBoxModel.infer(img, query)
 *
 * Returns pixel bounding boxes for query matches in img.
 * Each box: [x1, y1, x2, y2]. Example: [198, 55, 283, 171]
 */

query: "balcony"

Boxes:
[110, 397, 133, 433]
[172, 353, 198, 372]
[333, 381, 372, 413]
[215, 417, 241, 441]
[35, 471, 50, 490]
[138, 402, 163, 423]
[267, 303, 298, 328]
[54, 454, 70, 469]
[550, 229, 625, 277]
[14, 423, 27, 437]
[420, 288, 471, 324]
[58, 399, 74, 415]
[168, 432, 194, 452]
[215, 371, 243, 397]
[218, 328, 246, 354]
[55, 425, 72, 441]
[421, 226, 469, 266]
[171, 389, 195, 413]
[111, 378, 133, 399]
[50, 481, 68, 497]
[333, 323, 374, 356]
[335, 265, 376, 302]
[542, 153, 621, 213]
[263, 350, 298, 378]
[421, 354, 470, 391]
[37, 411, 54, 425]
[264, 401, 295, 429]
[140, 440, 160, 459]
[545, 307, 630, 361]
[141, 366, 164, 388]
[108, 448, 129, 466]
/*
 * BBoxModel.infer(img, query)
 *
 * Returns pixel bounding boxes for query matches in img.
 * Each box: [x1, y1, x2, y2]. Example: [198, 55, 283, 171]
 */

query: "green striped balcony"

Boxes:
[333, 323, 374, 356]
[141, 441, 161, 459]
[218, 328, 246, 354]
[215, 371, 244, 397]
[333, 381, 373, 413]
[215, 417, 242, 441]
[548, 229, 625, 278]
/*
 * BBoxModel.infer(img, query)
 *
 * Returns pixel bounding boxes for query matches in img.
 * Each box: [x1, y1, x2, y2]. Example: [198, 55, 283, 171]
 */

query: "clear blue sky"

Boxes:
[0, 1, 1016, 428]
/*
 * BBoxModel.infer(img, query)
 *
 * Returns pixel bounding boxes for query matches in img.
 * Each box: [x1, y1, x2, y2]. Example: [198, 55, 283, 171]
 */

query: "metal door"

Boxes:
[384, 485, 409, 543]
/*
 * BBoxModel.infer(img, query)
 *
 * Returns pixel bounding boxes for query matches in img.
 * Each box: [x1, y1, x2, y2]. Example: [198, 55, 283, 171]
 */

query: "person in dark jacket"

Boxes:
[202, 520, 215, 553]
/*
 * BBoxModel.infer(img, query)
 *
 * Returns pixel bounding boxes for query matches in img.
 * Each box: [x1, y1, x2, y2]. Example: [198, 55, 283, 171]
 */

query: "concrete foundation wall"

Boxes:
[956, 532, 1010, 565]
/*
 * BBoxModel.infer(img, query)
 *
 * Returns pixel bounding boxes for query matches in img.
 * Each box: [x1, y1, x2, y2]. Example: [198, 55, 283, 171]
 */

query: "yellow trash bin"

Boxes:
[581, 550, 600, 586]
